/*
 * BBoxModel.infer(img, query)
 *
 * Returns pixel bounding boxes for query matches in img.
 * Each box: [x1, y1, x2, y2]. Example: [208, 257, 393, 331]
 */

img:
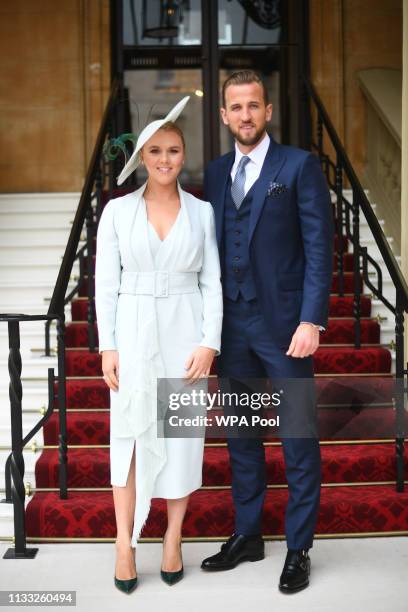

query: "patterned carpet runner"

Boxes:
[26, 188, 408, 540]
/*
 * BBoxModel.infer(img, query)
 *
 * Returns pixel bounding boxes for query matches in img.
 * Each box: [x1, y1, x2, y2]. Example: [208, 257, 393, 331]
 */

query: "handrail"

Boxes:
[303, 76, 408, 312]
[47, 78, 120, 318]
[303, 75, 408, 493]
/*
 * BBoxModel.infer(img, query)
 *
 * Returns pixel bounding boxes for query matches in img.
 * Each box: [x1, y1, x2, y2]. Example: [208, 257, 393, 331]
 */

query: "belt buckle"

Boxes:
[154, 271, 169, 297]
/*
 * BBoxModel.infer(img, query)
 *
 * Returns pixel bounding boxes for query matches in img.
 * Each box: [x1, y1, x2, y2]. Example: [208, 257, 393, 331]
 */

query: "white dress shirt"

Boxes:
[231, 132, 270, 196]
[230, 132, 324, 333]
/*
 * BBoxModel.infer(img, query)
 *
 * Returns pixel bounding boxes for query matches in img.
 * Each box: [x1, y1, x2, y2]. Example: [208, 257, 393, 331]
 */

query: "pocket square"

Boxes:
[268, 181, 288, 197]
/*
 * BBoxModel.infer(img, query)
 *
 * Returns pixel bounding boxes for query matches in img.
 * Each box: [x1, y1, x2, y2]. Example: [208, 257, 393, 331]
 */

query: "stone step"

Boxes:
[0, 261, 80, 283]
[0, 281, 76, 305]
[0, 227, 75, 247]
[0, 193, 80, 213]
[0, 210, 75, 228]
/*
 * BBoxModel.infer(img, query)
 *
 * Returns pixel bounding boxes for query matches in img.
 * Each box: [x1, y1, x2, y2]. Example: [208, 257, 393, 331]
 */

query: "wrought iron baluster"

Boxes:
[95, 165, 103, 223]
[394, 290, 406, 492]
[317, 113, 323, 162]
[335, 158, 344, 297]
[56, 316, 68, 499]
[108, 154, 114, 201]
[44, 318, 51, 357]
[85, 203, 96, 352]
[3, 319, 38, 558]
[3, 454, 11, 502]
[352, 188, 361, 348]
[78, 249, 84, 283]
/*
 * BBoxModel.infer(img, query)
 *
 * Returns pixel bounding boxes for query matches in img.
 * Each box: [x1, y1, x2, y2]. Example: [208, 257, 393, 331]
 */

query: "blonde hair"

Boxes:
[158, 121, 186, 149]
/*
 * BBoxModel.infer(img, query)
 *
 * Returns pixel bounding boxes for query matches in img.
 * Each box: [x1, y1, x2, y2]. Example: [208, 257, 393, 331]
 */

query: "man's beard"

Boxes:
[230, 123, 266, 147]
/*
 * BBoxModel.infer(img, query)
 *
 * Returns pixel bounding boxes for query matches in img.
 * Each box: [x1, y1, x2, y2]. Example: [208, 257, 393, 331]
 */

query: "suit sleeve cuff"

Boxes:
[300, 321, 325, 332]
[199, 339, 221, 356]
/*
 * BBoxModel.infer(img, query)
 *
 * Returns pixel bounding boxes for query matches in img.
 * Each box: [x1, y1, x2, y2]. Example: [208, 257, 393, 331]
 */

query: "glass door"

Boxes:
[110, 0, 310, 185]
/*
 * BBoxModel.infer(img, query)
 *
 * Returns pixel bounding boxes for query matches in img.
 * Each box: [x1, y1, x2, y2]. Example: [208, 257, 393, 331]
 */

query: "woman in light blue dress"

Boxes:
[95, 98, 223, 592]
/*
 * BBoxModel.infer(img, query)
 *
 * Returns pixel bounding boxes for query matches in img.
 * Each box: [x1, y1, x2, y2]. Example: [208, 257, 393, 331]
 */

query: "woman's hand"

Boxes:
[101, 350, 119, 391]
[184, 346, 216, 384]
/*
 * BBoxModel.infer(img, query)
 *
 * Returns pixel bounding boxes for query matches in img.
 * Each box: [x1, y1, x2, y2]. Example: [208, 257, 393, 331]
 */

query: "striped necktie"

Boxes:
[231, 155, 250, 209]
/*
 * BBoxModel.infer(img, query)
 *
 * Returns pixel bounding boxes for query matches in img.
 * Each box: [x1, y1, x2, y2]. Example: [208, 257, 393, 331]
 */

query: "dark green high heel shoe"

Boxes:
[160, 564, 184, 586]
[114, 574, 138, 594]
[114, 545, 138, 593]
[161, 536, 184, 586]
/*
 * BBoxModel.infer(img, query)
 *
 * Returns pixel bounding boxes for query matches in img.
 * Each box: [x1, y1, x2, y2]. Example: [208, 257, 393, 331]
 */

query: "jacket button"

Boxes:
[233, 256, 240, 261]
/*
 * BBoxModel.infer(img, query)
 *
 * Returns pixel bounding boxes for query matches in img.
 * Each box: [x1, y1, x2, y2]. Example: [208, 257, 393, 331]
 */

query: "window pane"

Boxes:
[124, 0, 202, 46]
[218, 0, 282, 45]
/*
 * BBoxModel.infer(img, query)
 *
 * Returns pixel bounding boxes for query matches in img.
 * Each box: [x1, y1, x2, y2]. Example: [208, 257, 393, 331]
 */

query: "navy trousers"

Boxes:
[216, 295, 322, 550]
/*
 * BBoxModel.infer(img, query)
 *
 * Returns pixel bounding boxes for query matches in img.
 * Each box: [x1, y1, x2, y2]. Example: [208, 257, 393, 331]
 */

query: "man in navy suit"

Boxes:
[200, 70, 334, 593]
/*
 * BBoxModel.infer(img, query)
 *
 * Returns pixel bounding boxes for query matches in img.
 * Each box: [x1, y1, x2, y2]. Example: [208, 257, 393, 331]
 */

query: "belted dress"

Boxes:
[94, 181, 223, 547]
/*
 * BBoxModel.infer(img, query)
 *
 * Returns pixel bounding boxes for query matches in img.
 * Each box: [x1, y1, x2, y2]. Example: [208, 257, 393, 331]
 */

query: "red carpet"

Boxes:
[26, 486, 408, 539]
[25, 189, 408, 540]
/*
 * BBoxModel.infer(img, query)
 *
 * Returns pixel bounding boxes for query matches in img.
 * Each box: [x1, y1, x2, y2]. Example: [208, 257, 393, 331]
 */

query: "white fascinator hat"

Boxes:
[116, 95, 190, 186]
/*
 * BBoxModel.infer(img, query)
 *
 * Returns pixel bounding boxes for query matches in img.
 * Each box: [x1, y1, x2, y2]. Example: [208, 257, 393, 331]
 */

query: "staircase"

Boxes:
[16, 186, 408, 543]
[1, 76, 407, 545]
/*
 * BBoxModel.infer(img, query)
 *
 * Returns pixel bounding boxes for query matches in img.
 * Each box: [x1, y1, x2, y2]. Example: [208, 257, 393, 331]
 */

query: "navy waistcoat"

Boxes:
[222, 177, 257, 301]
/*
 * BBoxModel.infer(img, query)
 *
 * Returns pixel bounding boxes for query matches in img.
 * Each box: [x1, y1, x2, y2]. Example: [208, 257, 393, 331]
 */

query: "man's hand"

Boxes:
[101, 350, 119, 391]
[184, 346, 216, 384]
[286, 323, 320, 358]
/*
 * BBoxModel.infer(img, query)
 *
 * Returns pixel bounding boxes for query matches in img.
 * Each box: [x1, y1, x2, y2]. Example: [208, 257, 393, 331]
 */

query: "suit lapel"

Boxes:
[248, 138, 286, 245]
[214, 152, 234, 248]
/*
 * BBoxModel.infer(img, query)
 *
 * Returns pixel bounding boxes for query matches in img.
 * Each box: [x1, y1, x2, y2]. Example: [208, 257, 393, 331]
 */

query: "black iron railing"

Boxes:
[0, 314, 66, 558]
[303, 76, 408, 492]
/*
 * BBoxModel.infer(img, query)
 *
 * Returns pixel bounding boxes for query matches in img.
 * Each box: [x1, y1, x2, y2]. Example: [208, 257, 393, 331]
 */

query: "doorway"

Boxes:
[110, 0, 310, 186]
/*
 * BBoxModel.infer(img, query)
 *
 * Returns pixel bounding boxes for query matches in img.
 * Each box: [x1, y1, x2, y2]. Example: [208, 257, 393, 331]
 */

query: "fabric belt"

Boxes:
[119, 270, 199, 298]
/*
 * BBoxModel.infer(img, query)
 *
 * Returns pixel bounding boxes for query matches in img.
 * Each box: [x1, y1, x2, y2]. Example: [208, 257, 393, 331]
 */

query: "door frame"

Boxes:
[109, 0, 311, 166]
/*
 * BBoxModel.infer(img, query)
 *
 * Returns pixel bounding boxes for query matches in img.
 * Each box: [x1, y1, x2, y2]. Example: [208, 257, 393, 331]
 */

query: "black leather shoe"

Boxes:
[201, 533, 264, 571]
[279, 549, 311, 593]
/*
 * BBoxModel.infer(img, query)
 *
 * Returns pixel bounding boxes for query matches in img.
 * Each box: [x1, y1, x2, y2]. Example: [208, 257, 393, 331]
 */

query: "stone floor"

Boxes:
[1, 537, 408, 612]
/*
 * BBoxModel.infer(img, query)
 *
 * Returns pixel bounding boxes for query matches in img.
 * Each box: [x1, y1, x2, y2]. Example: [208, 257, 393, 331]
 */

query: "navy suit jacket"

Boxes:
[203, 135, 335, 346]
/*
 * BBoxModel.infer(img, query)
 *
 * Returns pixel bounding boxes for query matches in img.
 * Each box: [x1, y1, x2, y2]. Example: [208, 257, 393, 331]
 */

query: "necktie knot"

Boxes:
[231, 156, 251, 210]
[237, 155, 250, 171]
